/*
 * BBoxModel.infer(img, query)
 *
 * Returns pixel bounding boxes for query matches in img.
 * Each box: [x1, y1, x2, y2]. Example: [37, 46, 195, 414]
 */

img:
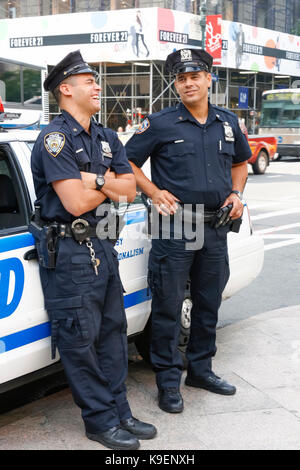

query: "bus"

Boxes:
[259, 89, 300, 158]
[0, 57, 48, 129]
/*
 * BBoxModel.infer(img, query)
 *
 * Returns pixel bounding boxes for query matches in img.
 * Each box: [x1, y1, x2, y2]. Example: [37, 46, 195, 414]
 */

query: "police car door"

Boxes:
[113, 193, 151, 337]
[0, 141, 54, 391]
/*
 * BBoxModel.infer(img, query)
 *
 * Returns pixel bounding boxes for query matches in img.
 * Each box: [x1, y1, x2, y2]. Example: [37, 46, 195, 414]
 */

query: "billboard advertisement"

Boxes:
[0, 8, 202, 67]
[0, 9, 299, 76]
[221, 20, 300, 76]
[206, 14, 222, 65]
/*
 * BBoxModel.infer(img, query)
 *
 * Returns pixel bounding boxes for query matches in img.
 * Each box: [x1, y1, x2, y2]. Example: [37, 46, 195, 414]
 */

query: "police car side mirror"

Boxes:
[23, 248, 38, 261]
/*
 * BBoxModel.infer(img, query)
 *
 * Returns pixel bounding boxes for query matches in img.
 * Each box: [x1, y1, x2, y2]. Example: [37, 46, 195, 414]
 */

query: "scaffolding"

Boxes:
[98, 61, 179, 130]
[49, 60, 181, 130]
[47, 57, 295, 133]
[47, 59, 249, 130]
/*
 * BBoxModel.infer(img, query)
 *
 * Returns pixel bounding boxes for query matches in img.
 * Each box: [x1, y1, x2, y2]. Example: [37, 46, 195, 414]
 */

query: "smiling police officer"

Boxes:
[125, 49, 251, 413]
[30, 50, 156, 449]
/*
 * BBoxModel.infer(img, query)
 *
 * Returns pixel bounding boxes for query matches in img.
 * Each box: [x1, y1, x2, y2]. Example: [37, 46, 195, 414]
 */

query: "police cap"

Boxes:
[44, 50, 96, 92]
[165, 48, 213, 75]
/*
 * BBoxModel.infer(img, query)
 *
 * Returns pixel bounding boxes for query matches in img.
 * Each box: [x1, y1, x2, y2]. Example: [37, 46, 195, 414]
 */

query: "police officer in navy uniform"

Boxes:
[30, 50, 156, 449]
[125, 49, 251, 413]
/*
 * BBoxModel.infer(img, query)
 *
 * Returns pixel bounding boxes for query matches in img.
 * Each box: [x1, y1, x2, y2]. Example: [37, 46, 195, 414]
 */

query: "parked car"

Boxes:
[0, 129, 264, 392]
[247, 134, 278, 174]
[238, 118, 278, 174]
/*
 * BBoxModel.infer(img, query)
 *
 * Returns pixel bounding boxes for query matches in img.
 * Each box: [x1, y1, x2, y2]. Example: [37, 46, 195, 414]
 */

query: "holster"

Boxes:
[229, 217, 242, 233]
[211, 204, 233, 229]
[28, 208, 58, 269]
[210, 204, 242, 233]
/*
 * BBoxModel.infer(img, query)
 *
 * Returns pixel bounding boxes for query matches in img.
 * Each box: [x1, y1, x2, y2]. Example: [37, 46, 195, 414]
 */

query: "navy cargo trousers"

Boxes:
[39, 237, 132, 434]
[148, 224, 230, 390]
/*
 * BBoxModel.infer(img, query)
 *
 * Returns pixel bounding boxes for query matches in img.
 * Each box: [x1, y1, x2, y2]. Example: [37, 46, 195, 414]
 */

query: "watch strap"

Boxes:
[231, 190, 243, 199]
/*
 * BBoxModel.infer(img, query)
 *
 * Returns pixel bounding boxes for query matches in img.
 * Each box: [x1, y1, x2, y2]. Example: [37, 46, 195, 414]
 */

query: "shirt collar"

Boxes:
[209, 105, 226, 122]
[175, 101, 220, 126]
[61, 109, 92, 136]
[175, 102, 193, 123]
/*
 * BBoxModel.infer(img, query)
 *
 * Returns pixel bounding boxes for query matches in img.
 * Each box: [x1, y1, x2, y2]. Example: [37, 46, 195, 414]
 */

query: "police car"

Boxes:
[0, 129, 264, 392]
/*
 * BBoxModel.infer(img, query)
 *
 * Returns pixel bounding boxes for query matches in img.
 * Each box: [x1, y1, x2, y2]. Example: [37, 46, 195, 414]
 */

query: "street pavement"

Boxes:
[0, 303, 299, 450]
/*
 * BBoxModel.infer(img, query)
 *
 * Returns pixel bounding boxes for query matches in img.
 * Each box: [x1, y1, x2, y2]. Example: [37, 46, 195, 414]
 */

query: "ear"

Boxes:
[59, 82, 73, 97]
[207, 73, 212, 89]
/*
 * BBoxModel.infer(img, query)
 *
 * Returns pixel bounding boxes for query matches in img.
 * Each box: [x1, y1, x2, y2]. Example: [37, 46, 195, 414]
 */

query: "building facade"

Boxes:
[1, 0, 299, 35]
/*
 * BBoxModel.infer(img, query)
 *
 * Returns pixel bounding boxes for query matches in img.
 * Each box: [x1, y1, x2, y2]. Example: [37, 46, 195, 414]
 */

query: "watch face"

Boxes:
[96, 175, 105, 189]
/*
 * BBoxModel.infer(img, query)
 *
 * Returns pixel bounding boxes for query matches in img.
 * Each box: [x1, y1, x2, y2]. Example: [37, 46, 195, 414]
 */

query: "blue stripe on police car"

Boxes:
[0, 258, 25, 319]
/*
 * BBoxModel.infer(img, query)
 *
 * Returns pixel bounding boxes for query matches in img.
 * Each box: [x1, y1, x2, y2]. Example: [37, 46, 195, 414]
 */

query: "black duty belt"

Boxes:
[173, 206, 234, 229]
[60, 221, 98, 239]
[203, 211, 217, 223]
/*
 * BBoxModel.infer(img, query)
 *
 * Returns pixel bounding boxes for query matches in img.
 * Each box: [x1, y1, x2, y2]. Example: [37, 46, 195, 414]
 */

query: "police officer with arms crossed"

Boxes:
[125, 49, 251, 413]
[30, 50, 156, 449]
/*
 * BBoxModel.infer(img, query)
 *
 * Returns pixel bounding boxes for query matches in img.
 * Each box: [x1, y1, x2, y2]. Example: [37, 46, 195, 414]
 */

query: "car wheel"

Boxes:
[252, 150, 269, 174]
[134, 291, 192, 369]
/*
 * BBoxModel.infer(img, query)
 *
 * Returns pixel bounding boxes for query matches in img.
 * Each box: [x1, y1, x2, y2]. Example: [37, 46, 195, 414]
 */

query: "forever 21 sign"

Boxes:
[10, 31, 128, 48]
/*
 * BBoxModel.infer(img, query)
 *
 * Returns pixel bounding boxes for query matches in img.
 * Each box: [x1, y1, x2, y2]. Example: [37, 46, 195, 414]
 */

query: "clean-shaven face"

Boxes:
[69, 73, 101, 115]
[174, 71, 212, 107]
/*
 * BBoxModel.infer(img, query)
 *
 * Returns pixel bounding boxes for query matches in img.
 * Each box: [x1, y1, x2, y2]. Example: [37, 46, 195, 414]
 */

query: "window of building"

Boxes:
[256, 0, 268, 29]
[23, 67, 42, 106]
[230, 70, 256, 88]
[0, 61, 42, 107]
[0, 62, 21, 103]
[274, 75, 291, 89]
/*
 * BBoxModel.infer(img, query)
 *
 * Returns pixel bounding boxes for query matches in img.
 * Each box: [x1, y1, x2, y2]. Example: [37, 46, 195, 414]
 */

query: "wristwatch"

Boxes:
[95, 174, 105, 191]
[231, 190, 243, 200]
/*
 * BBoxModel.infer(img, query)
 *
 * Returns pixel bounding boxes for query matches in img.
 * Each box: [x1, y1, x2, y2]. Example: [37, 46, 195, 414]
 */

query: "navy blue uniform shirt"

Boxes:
[31, 110, 133, 224]
[126, 102, 251, 209]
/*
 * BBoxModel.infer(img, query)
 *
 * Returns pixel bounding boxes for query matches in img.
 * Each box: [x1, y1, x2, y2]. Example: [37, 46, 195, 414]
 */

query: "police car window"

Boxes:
[25, 142, 35, 152]
[0, 145, 27, 232]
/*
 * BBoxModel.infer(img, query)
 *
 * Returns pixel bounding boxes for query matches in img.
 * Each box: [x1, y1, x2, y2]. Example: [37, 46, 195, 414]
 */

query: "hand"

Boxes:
[221, 194, 244, 220]
[151, 189, 180, 216]
[80, 169, 116, 190]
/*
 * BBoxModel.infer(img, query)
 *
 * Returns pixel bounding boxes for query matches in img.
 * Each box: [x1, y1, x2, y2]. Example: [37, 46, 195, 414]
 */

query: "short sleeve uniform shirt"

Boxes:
[125, 102, 251, 209]
[31, 110, 132, 224]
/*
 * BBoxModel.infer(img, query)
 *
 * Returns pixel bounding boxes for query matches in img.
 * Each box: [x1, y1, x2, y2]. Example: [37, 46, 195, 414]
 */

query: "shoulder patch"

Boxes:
[135, 118, 150, 134]
[44, 132, 66, 157]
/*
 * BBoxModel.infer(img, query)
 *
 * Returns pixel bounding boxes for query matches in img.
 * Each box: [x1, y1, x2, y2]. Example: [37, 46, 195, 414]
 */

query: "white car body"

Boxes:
[0, 130, 264, 391]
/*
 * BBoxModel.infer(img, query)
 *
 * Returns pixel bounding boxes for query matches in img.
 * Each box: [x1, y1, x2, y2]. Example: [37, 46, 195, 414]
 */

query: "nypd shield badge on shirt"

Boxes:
[44, 132, 66, 157]
[223, 122, 235, 142]
[101, 141, 112, 158]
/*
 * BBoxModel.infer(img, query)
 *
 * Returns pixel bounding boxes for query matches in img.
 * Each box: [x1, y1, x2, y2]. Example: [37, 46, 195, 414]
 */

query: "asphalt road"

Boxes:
[219, 156, 300, 327]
